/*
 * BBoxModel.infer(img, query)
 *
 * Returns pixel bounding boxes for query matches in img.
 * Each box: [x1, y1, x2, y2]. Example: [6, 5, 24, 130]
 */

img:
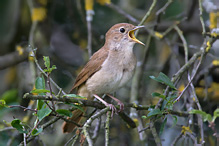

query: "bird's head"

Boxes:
[105, 23, 144, 49]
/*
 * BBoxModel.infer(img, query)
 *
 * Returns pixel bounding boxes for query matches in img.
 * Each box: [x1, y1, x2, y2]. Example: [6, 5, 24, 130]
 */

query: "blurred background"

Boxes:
[0, 0, 218, 145]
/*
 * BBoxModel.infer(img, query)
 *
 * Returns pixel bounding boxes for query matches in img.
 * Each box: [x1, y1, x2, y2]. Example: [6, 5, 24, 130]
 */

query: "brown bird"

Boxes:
[62, 23, 144, 133]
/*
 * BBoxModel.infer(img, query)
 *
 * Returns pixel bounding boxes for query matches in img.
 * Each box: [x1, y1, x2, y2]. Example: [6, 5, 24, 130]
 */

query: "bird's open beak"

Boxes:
[128, 26, 145, 45]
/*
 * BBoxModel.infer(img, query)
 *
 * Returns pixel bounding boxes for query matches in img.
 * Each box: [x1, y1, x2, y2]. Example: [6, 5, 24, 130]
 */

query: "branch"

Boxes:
[23, 93, 189, 116]
[150, 119, 161, 146]
[30, 47, 66, 95]
[83, 108, 109, 146]
[19, 117, 60, 146]
[198, 0, 206, 34]
[105, 111, 111, 146]
[0, 50, 29, 70]
[106, 3, 139, 24]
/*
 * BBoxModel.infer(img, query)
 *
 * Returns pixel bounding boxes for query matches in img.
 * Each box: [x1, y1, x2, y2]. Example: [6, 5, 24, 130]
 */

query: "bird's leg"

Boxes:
[93, 94, 116, 117]
[106, 94, 124, 112]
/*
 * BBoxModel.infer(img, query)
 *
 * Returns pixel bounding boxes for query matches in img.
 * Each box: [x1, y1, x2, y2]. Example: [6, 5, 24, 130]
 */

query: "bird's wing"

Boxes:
[71, 47, 109, 90]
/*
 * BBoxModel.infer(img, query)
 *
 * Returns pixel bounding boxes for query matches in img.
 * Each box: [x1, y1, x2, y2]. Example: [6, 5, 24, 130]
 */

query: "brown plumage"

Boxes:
[62, 23, 144, 133]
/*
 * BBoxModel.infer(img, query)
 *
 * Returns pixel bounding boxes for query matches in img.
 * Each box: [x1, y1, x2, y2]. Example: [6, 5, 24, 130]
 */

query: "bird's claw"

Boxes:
[118, 102, 124, 112]
[106, 103, 117, 117]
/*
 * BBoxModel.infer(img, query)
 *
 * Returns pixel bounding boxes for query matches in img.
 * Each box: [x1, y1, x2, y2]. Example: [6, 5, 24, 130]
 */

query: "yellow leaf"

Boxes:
[22, 116, 30, 123]
[155, 32, 163, 39]
[28, 52, 34, 62]
[32, 86, 37, 95]
[212, 60, 219, 66]
[192, 97, 195, 101]
[211, 32, 219, 37]
[209, 12, 217, 30]
[96, 0, 111, 5]
[16, 45, 24, 55]
[32, 7, 47, 22]
[206, 41, 211, 52]
[181, 126, 192, 135]
[127, 118, 139, 128]
[85, 0, 94, 10]
[178, 84, 185, 92]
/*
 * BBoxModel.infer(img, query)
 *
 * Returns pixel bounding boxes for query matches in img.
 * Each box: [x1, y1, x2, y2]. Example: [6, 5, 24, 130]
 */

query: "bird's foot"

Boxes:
[105, 103, 117, 117]
[107, 94, 124, 112]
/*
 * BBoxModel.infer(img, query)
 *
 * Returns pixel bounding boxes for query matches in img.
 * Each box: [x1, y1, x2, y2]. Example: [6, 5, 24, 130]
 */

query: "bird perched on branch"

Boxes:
[62, 23, 144, 133]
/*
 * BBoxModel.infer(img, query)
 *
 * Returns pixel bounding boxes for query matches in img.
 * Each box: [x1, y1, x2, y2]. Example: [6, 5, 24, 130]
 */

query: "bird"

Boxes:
[62, 23, 144, 133]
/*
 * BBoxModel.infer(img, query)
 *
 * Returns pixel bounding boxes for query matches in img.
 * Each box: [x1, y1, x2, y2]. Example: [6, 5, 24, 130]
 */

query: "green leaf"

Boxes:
[31, 128, 43, 136]
[50, 65, 57, 71]
[159, 117, 167, 135]
[151, 92, 166, 99]
[37, 108, 52, 121]
[35, 76, 45, 90]
[31, 89, 51, 94]
[0, 100, 7, 107]
[65, 103, 85, 112]
[213, 108, 219, 122]
[142, 115, 147, 119]
[34, 76, 46, 110]
[1, 89, 18, 104]
[11, 119, 27, 133]
[43, 56, 50, 69]
[147, 109, 162, 117]
[150, 72, 176, 89]
[189, 110, 212, 122]
[56, 109, 73, 117]
[63, 94, 86, 99]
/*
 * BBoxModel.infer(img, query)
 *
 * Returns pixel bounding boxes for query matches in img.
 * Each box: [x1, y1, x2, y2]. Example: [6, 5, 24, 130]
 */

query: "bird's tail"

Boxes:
[62, 85, 92, 133]
[62, 107, 87, 133]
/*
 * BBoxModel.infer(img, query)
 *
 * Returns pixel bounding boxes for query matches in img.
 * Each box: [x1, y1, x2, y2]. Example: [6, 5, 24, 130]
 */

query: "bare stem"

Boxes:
[83, 108, 109, 146]
[105, 111, 111, 146]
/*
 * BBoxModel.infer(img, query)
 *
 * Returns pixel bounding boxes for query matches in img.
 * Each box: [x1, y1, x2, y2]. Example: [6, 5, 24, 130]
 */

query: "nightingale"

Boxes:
[62, 23, 144, 133]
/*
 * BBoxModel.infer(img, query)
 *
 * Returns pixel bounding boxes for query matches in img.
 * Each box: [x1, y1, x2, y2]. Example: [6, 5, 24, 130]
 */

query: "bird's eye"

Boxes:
[120, 28, 125, 33]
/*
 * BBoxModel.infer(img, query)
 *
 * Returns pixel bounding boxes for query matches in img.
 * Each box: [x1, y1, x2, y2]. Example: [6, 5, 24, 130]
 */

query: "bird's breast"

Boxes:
[86, 49, 136, 95]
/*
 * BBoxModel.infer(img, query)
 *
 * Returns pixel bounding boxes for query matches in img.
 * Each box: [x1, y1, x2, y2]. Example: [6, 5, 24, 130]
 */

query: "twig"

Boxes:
[47, 73, 55, 110]
[106, 3, 139, 24]
[64, 134, 77, 146]
[105, 111, 111, 146]
[87, 20, 92, 57]
[171, 132, 183, 146]
[83, 108, 109, 146]
[30, 47, 66, 95]
[198, 0, 206, 34]
[156, 37, 217, 110]
[156, 0, 173, 16]
[150, 119, 161, 146]
[139, 0, 157, 26]
[138, 126, 150, 133]
[174, 52, 204, 102]
[0, 127, 15, 132]
[19, 117, 60, 146]
[50, 113, 81, 127]
[174, 25, 188, 63]
[71, 133, 80, 146]
[106, 2, 155, 37]
[23, 130, 27, 146]
[8, 105, 37, 112]
[23, 93, 189, 117]
[27, 0, 37, 87]
[136, 0, 157, 36]
[130, 35, 152, 105]
[0, 50, 29, 70]
[92, 117, 101, 140]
